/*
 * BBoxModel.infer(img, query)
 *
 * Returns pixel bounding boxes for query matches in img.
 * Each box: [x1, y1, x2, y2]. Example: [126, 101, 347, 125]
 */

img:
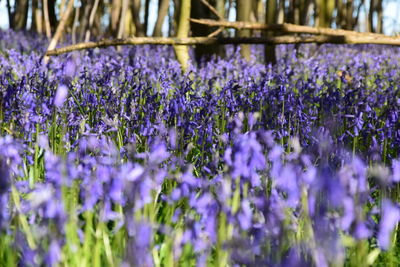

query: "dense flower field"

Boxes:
[1, 30, 400, 266]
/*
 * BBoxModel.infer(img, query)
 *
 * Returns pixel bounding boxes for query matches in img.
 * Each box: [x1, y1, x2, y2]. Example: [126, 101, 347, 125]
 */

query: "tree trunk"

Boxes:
[48, 0, 58, 31]
[345, 0, 354, 30]
[190, 0, 225, 62]
[31, 0, 43, 33]
[264, 0, 276, 65]
[110, 0, 122, 37]
[376, 0, 383, 33]
[72, 7, 80, 43]
[216, 0, 225, 18]
[277, 0, 285, 23]
[44, 0, 75, 63]
[368, 0, 375, 32]
[174, 0, 191, 72]
[236, 0, 252, 61]
[299, 0, 310, 25]
[132, 0, 145, 36]
[153, 0, 170, 37]
[172, 0, 181, 36]
[85, 0, 100, 41]
[12, 0, 30, 30]
[318, 0, 334, 27]
[117, 0, 129, 38]
[6, 0, 12, 27]
[144, 0, 151, 35]
[43, 0, 52, 37]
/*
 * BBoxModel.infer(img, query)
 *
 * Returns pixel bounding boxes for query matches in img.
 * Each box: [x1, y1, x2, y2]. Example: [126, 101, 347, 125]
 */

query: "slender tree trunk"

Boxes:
[172, 0, 180, 36]
[351, 0, 364, 30]
[300, 0, 312, 25]
[12, 0, 30, 30]
[110, 0, 122, 36]
[190, 0, 225, 62]
[132, 0, 145, 36]
[79, 1, 92, 41]
[216, 0, 225, 18]
[318, 0, 334, 27]
[174, 0, 191, 71]
[265, 0, 276, 65]
[31, 0, 42, 33]
[118, 0, 129, 38]
[277, 0, 285, 23]
[48, 0, 58, 31]
[236, 0, 252, 60]
[368, 0, 375, 32]
[43, 0, 52, 38]
[144, 0, 151, 35]
[345, 0, 354, 30]
[153, 0, 170, 37]
[72, 7, 80, 44]
[6, 0, 12, 27]
[376, 0, 383, 33]
[44, 0, 74, 63]
[85, 0, 100, 41]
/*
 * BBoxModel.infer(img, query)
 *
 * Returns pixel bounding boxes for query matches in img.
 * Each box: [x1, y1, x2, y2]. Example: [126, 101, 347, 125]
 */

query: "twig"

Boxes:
[200, 0, 224, 38]
[46, 35, 400, 56]
[190, 18, 389, 38]
[200, 0, 221, 19]
[208, 27, 224, 37]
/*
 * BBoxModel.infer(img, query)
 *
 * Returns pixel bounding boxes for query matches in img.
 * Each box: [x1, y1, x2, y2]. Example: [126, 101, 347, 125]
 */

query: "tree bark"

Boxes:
[85, 0, 100, 41]
[277, 0, 285, 23]
[12, 0, 29, 30]
[117, 0, 129, 38]
[153, 0, 170, 37]
[48, 0, 58, 31]
[43, 0, 52, 38]
[190, 0, 225, 62]
[345, 0, 355, 30]
[236, 0, 252, 61]
[144, 0, 151, 35]
[132, 0, 145, 36]
[376, 0, 383, 33]
[264, 0, 277, 65]
[318, 0, 334, 28]
[368, 0, 375, 32]
[110, 0, 122, 36]
[44, 0, 75, 63]
[174, 0, 191, 71]
[31, 0, 43, 33]
[72, 7, 80, 44]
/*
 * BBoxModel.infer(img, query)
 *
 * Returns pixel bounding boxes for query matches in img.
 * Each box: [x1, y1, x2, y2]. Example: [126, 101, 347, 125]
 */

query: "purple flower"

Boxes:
[54, 84, 68, 107]
[378, 200, 400, 250]
[45, 240, 62, 267]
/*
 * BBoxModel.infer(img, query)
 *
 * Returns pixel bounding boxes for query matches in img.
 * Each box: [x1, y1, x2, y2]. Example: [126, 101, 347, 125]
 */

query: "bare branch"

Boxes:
[46, 35, 400, 57]
[200, 0, 222, 20]
[208, 27, 224, 37]
[190, 18, 388, 37]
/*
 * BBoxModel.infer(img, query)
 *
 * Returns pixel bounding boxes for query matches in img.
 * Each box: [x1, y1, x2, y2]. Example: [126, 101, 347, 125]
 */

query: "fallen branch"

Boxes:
[46, 35, 400, 56]
[190, 18, 388, 38]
